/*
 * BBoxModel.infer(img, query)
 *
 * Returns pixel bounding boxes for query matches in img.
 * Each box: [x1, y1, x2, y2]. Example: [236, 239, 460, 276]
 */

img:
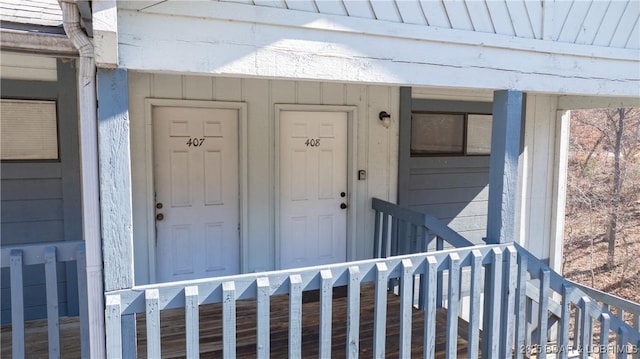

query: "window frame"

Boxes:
[0, 79, 62, 163]
[0, 97, 61, 162]
[410, 110, 492, 157]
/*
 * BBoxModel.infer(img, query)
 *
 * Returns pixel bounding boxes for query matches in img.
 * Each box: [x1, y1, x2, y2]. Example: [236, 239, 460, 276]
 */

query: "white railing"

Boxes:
[516, 242, 640, 359]
[104, 200, 640, 358]
[106, 243, 516, 358]
[1, 241, 88, 358]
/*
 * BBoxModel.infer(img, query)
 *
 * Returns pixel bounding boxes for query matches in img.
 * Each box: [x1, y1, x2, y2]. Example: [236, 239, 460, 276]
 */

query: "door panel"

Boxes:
[153, 106, 240, 282]
[279, 111, 348, 269]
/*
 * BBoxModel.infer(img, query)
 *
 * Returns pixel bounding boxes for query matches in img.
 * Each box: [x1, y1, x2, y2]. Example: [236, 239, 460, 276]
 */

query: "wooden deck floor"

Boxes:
[2, 285, 475, 358]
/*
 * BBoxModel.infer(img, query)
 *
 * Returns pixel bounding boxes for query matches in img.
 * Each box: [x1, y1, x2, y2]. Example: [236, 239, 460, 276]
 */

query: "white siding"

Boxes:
[129, 73, 399, 284]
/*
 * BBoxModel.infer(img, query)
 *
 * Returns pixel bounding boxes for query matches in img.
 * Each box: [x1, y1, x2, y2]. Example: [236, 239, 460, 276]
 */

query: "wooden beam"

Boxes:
[0, 29, 77, 56]
[97, 68, 134, 291]
[92, 0, 118, 67]
[116, 2, 640, 97]
[486, 90, 524, 244]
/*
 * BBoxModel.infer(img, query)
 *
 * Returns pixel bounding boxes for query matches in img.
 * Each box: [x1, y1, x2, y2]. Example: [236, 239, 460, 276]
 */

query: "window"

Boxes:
[1, 99, 59, 160]
[411, 111, 492, 156]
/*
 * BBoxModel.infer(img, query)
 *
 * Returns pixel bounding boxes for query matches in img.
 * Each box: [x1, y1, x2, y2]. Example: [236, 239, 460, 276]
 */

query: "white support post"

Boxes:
[486, 90, 524, 244]
[97, 68, 134, 292]
[319, 270, 333, 358]
[256, 277, 270, 359]
[373, 263, 388, 358]
[347, 266, 361, 359]
[97, 68, 135, 357]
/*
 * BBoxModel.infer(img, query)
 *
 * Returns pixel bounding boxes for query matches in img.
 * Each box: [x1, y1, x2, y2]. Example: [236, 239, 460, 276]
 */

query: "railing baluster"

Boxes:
[446, 253, 460, 359]
[347, 266, 361, 359]
[578, 297, 590, 359]
[538, 268, 550, 359]
[105, 294, 122, 358]
[373, 210, 381, 258]
[185, 286, 200, 359]
[436, 237, 444, 308]
[76, 244, 90, 358]
[574, 304, 582, 354]
[146, 289, 161, 358]
[483, 248, 503, 358]
[634, 314, 640, 359]
[423, 256, 438, 359]
[617, 326, 628, 359]
[222, 281, 237, 359]
[468, 250, 482, 359]
[391, 217, 399, 257]
[319, 270, 333, 358]
[501, 246, 517, 359]
[409, 223, 417, 254]
[400, 259, 414, 358]
[373, 263, 388, 358]
[398, 219, 408, 255]
[559, 284, 572, 359]
[289, 275, 302, 359]
[44, 247, 60, 358]
[514, 250, 528, 359]
[10, 250, 25, 359]
[256, 278, 270, 359]
[599, 313, 610, 359]
[381, 213, 389, 258]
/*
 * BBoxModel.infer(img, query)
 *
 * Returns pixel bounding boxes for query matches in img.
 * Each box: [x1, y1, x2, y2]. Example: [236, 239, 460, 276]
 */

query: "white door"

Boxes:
[153, 106, 240, 282]
[279, 111, 348, 269]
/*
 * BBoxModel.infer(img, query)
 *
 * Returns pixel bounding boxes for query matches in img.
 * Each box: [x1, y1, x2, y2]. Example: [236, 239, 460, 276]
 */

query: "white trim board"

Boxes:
[144, 99, 249, 281]
[118, 7, 639, 97]
[274, 104, 359, 269]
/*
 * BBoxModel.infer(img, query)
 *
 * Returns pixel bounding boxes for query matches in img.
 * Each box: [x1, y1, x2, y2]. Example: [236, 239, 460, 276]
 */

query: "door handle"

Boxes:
[156, 213, 164, 221]
[340, 203, 348, 209]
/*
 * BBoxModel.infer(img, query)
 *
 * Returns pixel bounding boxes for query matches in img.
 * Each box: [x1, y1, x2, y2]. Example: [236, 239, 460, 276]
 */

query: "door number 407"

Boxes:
[305, 138, 320, 147]
[186, 137, 205, 147]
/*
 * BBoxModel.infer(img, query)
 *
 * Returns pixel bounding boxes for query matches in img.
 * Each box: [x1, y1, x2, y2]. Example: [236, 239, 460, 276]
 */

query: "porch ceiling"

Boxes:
[115, 0, 639, 97]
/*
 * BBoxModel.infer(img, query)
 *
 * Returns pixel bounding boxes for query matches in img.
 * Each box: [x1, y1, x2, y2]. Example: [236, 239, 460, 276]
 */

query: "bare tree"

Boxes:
[573, 108, 640, 268]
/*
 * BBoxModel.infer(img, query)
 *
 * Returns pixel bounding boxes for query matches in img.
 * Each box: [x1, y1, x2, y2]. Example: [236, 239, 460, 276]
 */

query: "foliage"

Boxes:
[563, 107, 640, 303]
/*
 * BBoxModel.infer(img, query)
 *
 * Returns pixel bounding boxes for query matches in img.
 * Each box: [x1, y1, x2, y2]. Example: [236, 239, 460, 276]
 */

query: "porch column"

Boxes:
[97, 68, 137, 355]
[97, 68, 134, 290]
[486, 90, 524, 244]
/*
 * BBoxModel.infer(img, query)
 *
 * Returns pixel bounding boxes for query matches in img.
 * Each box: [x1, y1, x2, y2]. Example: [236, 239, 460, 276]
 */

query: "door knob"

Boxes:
[340, 203, 347, 209]
[156, 213, 164, 221]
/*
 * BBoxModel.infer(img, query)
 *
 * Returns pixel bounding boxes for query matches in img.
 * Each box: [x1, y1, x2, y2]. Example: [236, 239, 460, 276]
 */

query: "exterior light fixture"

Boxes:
[379, 111, 391, 128]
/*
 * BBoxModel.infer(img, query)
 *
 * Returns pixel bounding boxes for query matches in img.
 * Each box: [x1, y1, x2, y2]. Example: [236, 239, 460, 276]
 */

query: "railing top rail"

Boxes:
[514, 242, 640, 342]
[372, 197, 474, 248]
[1, 240, 85, 267]
[108, 243, 513, 315]
[567, 279, 640, 315]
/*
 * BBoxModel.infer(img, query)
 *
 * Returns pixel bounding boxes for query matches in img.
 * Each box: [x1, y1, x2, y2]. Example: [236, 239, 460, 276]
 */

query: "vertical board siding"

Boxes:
[129, 73, 399, 282]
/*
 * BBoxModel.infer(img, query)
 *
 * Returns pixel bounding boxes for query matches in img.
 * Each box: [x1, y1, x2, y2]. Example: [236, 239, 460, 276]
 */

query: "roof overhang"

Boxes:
[116, 1, 640, 97]
[0, 27, 78, 56]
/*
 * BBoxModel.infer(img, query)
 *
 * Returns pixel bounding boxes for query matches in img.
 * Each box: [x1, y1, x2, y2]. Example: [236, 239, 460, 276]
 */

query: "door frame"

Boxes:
[144, 98, 248, 282]
[274, 104, 358, 269]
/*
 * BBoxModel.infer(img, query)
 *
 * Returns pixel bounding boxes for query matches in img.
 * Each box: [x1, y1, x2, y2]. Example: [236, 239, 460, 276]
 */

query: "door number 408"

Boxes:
[186, 137, 205, 147]
[305, 138, 320, 147]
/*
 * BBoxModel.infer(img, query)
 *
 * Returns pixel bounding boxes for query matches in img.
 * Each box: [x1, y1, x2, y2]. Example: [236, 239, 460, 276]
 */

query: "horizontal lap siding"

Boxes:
[398, 91, 492, 246]
[404, 165, 489, 245]
[0, 59, 82, 324]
